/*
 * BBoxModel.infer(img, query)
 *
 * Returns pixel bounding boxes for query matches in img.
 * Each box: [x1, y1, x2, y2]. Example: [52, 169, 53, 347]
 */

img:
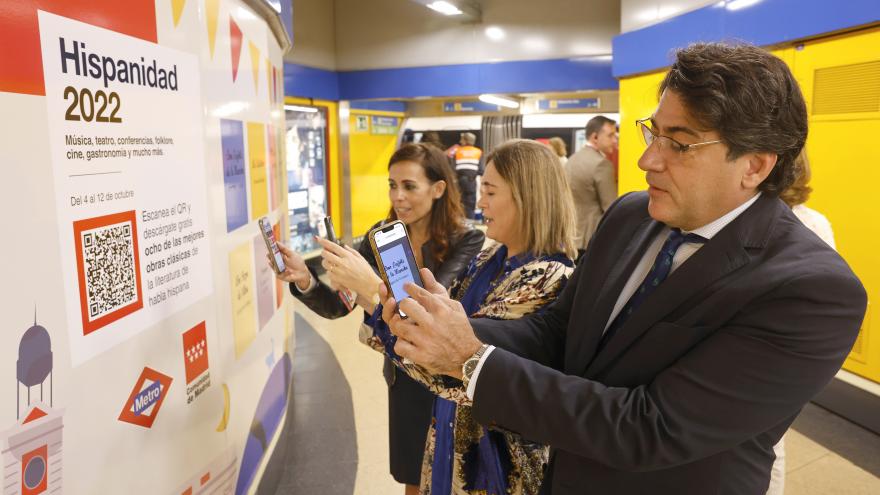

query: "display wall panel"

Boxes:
[791, 27, 880, 383]
[347, 110, 404, 238]
[0, 1, 292, 493]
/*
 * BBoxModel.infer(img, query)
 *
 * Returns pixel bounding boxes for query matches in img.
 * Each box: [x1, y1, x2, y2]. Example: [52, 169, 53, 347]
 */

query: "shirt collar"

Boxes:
[586, 143, 606, 157]
[685, 192, 762, 240]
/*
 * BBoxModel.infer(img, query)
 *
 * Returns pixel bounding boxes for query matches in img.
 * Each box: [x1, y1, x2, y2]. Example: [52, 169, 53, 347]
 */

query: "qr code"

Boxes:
[74, 211, 143, 335]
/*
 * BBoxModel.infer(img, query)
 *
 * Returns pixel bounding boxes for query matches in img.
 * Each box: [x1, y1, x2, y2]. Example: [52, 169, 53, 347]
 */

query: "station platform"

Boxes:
[258, 300, 880, 494]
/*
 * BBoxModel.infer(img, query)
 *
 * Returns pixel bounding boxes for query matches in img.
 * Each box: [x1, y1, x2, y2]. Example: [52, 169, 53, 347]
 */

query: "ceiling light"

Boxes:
[479, 94, 519, 109]
[284, 105, 318, 113]
[485, 26, 505, 41]
[725, 0, 762, 11]
[426, 1, 463, 16]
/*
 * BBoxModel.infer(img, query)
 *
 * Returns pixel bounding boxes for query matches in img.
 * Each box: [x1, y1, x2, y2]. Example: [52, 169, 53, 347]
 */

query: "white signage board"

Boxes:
[39, 11, 212, 365]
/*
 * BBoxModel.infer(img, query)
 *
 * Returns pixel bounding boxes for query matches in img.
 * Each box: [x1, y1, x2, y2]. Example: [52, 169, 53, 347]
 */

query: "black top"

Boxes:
[291, 220, 485, 318]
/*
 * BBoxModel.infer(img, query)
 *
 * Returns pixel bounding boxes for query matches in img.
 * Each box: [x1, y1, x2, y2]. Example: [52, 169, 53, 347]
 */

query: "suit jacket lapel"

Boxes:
[583, 194, 780, 377]
[565, 217, 660, 373]
[584, 238, 750, 376]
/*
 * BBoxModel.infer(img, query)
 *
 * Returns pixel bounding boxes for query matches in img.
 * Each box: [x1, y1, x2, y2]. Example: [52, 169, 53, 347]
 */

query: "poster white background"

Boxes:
[39, 11, 213, 365]
[0, 2, 292, 494]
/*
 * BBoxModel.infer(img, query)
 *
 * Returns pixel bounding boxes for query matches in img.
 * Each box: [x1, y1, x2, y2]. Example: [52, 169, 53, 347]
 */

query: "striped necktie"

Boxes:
[600, 228, 707, 348]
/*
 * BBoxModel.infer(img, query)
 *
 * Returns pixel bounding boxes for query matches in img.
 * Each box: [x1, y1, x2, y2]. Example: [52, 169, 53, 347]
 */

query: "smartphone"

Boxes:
[323, 216, 338, 244]
[369, 220, 423, 318]
[258, 217, 286, 274]
[321, 216, 355, 311]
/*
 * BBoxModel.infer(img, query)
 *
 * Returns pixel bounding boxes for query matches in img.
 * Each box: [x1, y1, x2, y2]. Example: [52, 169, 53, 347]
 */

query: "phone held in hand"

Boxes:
[258, 217, 286, 274]
[368, 220, 424, 318]
[322, 216, 355, 311]
[323, 216, 339, 244]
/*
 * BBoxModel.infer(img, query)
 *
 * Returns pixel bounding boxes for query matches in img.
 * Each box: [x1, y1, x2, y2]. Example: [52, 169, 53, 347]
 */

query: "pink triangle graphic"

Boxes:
[230, 18, 243, 82]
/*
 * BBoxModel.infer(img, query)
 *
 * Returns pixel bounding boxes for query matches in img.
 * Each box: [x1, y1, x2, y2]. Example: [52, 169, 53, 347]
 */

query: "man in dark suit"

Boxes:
[381, 43, 867, 494]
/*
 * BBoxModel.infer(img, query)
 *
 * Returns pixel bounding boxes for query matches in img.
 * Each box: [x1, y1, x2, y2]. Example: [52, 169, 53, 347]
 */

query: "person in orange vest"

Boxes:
[454, 132, 483, 219]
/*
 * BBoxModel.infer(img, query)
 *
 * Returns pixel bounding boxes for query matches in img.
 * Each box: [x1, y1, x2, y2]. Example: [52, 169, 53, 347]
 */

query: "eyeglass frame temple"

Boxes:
[635, 118, 723, 152]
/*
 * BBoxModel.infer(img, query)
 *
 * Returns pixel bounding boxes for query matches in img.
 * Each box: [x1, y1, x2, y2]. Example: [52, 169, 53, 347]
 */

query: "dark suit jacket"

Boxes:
[470, 192, 866, 494]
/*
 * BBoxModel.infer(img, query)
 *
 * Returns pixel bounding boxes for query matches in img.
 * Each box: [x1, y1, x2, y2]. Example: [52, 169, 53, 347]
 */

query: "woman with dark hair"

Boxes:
[273, 143, 485, 494]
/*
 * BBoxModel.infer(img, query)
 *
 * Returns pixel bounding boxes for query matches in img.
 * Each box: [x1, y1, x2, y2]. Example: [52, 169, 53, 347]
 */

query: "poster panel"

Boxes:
[38, 11, 212, 365]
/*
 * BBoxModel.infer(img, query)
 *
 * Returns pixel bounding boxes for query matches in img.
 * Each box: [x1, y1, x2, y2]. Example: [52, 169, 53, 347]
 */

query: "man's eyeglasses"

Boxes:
[636, 118, 723, 154]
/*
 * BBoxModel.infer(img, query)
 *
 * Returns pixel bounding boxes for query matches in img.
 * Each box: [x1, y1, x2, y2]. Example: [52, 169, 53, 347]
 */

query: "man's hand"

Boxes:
[380, 268, 482, 378]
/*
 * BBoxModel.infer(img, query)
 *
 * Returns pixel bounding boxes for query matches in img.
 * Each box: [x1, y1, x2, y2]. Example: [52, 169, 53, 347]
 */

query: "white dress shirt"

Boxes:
[466, 193, 762, 400]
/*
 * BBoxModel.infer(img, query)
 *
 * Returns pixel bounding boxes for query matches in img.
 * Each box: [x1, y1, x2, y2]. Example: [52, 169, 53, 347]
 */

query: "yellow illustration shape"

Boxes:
[247, 122, 268, 220]
[171, 0, 186, 27]
[229, 241, 256, 358]
[266, 58, 272, 102]
[206, 0, 220, 58]
[216, 383, 230, 432]
[249, 41, 261, 93]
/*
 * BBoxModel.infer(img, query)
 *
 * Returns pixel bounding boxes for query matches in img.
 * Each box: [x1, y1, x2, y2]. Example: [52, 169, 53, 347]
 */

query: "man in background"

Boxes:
[566, 115, 618, 257]
[453, 132, 483, 219]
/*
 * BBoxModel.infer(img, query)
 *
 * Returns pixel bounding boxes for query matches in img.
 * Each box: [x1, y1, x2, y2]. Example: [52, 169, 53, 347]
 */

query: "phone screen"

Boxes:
[259, 218, 286, 273]
[373, 222, 422, 316]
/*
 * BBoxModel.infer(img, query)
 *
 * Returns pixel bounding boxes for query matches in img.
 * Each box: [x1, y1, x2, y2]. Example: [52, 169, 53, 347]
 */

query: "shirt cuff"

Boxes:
[291, 273, 317, 294]
[465, 345, 496, 400]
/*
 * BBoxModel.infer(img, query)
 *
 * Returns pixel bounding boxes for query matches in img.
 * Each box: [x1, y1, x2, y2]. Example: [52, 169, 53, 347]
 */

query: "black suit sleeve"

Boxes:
[471, 269, 866, 471]
[289, 223, 382, 320]
[432, 229, 485, 289]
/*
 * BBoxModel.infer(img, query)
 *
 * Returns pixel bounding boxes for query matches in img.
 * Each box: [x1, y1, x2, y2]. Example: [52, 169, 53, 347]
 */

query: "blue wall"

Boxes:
[283, 63, 340, 101]
[285, 56, 616, 101]
[613, 0, 880, 78]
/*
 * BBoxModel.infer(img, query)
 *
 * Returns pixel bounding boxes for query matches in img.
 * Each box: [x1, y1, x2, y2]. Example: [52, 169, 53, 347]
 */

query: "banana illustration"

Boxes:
[216, 383, 230, 432]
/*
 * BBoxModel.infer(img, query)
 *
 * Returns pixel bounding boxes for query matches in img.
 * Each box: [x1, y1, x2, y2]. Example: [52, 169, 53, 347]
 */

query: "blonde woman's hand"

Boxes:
[316, 237, 381, 299]
[270, 242, 313, 291]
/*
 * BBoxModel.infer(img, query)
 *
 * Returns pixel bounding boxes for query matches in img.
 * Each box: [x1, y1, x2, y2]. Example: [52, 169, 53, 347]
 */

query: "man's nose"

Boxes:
[637, 141, 665, 172]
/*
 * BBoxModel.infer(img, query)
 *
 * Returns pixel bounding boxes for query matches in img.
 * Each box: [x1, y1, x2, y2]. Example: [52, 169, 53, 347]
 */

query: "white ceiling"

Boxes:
[286, 0, 621, 71]
[620, 0, 717, 33]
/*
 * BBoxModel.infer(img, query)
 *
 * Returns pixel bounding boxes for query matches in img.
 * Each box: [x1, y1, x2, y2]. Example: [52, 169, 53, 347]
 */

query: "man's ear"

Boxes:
[432, 180, 447, 199]
[742, 152, 778, 190]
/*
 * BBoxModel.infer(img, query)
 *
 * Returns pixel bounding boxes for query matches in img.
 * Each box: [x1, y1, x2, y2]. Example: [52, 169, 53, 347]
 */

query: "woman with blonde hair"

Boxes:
[547, 136, 568, 166]
[779, 151, 835, 248]
[362, 139, 577, 494]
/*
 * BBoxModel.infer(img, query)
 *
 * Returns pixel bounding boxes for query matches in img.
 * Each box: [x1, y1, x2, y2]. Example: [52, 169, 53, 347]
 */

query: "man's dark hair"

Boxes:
[585, 115, 616, 139]
[660, 42, 808, 195]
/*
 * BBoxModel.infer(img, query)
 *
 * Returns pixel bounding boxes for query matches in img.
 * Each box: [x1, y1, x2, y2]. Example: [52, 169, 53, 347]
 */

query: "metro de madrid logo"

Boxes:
[118, 367, 173, 428]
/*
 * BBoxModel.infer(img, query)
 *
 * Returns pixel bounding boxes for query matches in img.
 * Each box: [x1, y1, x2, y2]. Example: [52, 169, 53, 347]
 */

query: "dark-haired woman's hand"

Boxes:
[317, 237, 382, 304]
[270, 242, 312, 291]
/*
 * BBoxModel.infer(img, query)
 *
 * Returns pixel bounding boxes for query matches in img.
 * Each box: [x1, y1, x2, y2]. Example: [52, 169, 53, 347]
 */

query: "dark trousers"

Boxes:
[457, 173, 477, 219]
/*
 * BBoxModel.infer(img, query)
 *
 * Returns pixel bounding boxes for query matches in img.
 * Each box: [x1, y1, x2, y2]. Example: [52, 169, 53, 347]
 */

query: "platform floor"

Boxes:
[259, 301, 880, 494]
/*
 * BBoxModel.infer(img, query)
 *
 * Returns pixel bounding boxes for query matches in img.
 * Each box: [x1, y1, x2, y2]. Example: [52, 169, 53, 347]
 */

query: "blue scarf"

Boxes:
[432, 245, 534, 495]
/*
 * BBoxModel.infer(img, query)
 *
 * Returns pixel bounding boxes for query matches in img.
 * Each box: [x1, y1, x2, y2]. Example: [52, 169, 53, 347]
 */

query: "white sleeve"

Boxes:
[291, 273, 317, 294]
[465, 345, 496, 400]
